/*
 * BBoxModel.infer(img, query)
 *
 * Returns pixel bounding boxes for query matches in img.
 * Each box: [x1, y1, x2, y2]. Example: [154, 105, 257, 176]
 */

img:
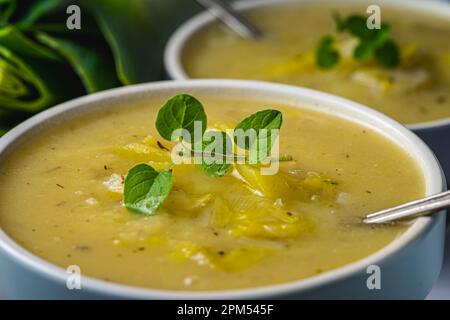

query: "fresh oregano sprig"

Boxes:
[316, 13, 400, 70]
[123, 94, 290, 215]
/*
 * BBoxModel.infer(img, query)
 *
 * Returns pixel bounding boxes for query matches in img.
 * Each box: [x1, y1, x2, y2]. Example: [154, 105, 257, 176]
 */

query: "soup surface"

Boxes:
[182, 3, 450, 124]
[0, 95, 424, 290]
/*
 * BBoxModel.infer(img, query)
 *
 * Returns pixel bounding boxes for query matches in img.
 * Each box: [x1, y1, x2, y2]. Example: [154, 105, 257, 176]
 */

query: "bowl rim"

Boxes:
[0, 79, 444, 299]
[163, 0, 450, 130]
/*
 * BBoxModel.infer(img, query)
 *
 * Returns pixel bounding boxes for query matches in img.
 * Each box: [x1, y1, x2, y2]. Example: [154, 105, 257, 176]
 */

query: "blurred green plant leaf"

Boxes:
[83, 0, 201, 83]
[84, 0, 160, 84]
[13, 0, 63, 27]
[0, 25, 61, 61]
[0, 27, 83, 112]
[37, 32, 120, 92]
[0, 0, 202, 134]
[315, 35, 340, 69]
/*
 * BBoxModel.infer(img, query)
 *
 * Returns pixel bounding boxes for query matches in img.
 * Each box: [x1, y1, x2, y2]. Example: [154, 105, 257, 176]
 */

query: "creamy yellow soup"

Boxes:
[0, 96, 424, 290]
[182, 3, 450, 125]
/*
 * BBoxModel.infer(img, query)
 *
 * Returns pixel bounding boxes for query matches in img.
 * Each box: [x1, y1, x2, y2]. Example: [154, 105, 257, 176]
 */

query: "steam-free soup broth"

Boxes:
[0, 96, 424, 290]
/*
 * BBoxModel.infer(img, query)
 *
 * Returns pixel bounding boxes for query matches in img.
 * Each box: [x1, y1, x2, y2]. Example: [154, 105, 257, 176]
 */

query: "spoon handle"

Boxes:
[362, 190, 450, 224]
[196, 0, 263, 39]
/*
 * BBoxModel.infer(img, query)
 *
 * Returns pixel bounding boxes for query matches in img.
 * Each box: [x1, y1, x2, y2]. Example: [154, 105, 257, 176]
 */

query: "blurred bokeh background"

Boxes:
[2, 0, 450, 135]
[0, 0, 205, 135]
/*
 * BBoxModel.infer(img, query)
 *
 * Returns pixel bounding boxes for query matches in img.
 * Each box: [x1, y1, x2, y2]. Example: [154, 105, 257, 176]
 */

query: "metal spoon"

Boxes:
[362, 190, 450, 224]
[196, 0, 263, 39]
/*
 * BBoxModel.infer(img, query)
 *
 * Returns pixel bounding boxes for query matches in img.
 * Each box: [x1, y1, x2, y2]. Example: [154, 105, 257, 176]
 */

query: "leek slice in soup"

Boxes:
[0, 96, 424, 290]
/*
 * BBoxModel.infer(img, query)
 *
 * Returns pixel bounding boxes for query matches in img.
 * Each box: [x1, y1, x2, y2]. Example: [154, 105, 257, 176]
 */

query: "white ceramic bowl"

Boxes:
[164, 0, 450, 185]
[0, 80, 446, 299]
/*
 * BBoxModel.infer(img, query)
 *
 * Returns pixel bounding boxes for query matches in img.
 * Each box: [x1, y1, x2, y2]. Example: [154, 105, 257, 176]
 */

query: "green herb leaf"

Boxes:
[123, 163, 173, 215]
[200, 131, 232, 177]
[375, 40, 400, 68]
[332, 12, 346, 32]
[345, 15, 373, 39]
[353, 41, 374, 61]
[315, 36, 340, 69]
[234, 109, 282, 149]
[318, 13, 401, 70]
[338, 15, 392, 45]
[155, 94, 207, 142]
[234, 109, 282, 163]
[372, 25, 390, 46]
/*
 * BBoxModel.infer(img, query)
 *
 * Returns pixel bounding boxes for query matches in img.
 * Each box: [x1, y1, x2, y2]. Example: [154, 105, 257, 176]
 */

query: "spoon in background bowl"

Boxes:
[196, 0, 263, 39]
[195, 0, 442, 225]
[362, 189, 450, 224]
